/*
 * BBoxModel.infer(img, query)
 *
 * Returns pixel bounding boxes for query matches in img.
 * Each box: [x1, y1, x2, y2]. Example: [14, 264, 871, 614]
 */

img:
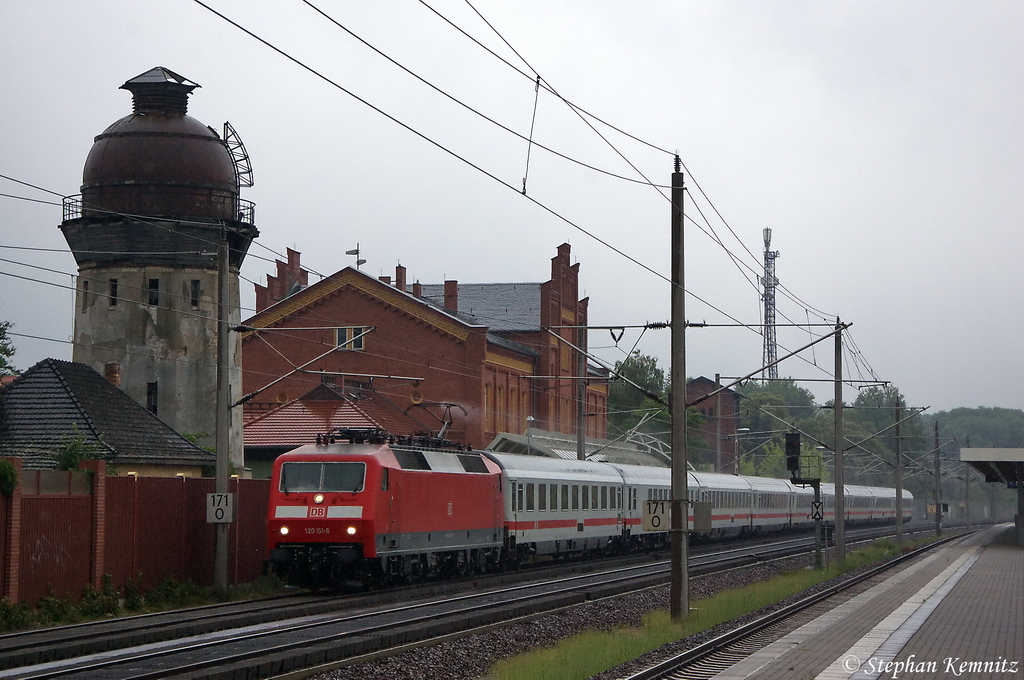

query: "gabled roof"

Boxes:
[0, 359, 214, 469]
[420, 282, 542, 331]
[244, 384, 430, 449]
[242, 267, 479, 341]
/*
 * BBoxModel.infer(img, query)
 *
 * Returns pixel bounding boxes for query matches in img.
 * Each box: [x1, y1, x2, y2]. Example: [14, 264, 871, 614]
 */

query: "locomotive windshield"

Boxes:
[279, 462, 365, 493]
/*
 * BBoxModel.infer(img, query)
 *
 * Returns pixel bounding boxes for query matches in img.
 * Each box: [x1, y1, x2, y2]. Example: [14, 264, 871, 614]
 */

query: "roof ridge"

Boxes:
[46, 359, 113, 453]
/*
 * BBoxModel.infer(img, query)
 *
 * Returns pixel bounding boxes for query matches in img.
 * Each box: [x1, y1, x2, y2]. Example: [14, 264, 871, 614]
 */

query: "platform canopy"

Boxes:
[960, 448, 1024, 487]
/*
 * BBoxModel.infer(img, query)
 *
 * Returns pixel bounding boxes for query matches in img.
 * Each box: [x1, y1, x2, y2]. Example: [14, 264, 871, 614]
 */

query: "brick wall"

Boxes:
[1, 458, 270, 604]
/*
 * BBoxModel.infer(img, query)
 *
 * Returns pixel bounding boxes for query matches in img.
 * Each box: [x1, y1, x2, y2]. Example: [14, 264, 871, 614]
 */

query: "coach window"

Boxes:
[526, 483, 535, 511]
[539, 484, 547, 511]
[572, 485, 579, 510]
[551, 484, 559, 512]
[581, 485, 589, 510]
[561, 484, 569, 511]
[517, 483, 524, 512]
[601, 486, 608, 510]
[592, 485, 598, 508]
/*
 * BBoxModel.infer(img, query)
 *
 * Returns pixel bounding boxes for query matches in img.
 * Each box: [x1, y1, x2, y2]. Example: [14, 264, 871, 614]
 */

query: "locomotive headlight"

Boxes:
[313, 493, 325, 504]
[279, 526, 290, 536]
[346, 526, 357, 536]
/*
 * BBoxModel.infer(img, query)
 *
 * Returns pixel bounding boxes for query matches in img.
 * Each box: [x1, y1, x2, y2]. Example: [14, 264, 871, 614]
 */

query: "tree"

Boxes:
[607, 352, 668, 437]
[605, 352, 708, 462]
[0, 320, 17, 376]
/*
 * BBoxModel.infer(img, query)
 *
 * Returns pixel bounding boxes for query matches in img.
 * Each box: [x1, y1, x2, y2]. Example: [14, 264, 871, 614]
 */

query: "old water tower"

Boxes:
[60, 67, 258, 466]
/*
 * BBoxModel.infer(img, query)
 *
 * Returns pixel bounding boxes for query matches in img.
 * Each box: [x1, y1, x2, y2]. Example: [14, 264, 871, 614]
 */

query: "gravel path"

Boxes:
[315, 552, 849, 680]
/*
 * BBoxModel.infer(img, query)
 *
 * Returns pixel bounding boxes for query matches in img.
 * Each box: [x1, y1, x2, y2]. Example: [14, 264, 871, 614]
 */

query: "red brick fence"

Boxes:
[1, 458, 270, 605]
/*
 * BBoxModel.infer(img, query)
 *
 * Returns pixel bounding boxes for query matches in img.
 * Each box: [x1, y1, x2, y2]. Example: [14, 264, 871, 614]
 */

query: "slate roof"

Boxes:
[244, 384, 431, 450]
[419, 282, 542, 331]
[0, 358, 215, 469]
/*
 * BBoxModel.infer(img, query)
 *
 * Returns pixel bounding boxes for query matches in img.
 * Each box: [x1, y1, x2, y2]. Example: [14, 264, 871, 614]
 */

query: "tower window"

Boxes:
[81, 280, 89, 312]
[109, 278, 118, 306]
[336, 326, 365, 350]
[190, 279, 201, 308]
[146, 382, 158, 415]
[148, 279, 159, 306]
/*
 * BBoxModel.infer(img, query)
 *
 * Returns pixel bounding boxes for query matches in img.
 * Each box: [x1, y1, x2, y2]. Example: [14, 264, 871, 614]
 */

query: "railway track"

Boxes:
[0, 522, 946, 679]
[620, 531, 971, 680]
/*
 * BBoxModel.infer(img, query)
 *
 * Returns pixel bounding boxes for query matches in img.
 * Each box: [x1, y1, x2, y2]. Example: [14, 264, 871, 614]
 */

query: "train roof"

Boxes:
[480, 451, 623, 483]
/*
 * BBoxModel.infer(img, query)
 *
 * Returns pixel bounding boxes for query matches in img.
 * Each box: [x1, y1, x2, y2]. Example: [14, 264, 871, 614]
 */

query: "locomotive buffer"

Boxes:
[788, 432, 825, 570]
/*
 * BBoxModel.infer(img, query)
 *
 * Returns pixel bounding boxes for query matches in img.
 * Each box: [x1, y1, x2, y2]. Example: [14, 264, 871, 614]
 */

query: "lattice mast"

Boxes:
[761, 227, 780, 381]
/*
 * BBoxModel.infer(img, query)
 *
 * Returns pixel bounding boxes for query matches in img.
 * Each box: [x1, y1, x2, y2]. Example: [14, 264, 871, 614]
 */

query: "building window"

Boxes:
[146, 381, 158, 415]
[484, 383, 493, 432]
[109, 278, 118, 306]
[81, 280, 89, 312]
[148, 279, 159, 306]
[190, 279, 201, 308]
[336, 326, 365, 350]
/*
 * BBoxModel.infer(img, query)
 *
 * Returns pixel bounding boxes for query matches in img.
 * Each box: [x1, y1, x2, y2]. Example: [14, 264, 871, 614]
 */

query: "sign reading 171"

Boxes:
[207, 493, 236, 523]
[642, 500, 669, 531]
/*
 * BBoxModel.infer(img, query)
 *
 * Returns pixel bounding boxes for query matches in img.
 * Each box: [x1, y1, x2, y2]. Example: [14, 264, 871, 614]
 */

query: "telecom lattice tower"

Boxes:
[761, 227, 779, 381]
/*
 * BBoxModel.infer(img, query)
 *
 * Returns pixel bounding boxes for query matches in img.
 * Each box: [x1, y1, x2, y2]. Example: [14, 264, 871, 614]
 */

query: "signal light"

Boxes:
[786, 432, 801, 474]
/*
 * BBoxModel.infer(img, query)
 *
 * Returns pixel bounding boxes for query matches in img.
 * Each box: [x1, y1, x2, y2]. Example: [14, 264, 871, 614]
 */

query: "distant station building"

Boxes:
[687, 376, 740, 473]
[240, 243, 608, 451]
[59, 67, 258, 465]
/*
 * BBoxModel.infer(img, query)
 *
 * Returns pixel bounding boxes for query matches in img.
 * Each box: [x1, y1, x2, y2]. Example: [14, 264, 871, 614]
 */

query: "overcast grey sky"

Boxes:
[2, 1, 1022, 413]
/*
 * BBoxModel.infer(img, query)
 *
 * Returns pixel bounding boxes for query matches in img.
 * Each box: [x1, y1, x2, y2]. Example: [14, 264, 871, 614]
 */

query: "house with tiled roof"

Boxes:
[0, 359, 214, 475]
[243, 384, 431, 477]
[241, 243, 608, 452]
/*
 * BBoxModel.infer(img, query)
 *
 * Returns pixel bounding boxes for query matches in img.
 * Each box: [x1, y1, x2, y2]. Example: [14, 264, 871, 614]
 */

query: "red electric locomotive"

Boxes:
[266, 428, 504, 590]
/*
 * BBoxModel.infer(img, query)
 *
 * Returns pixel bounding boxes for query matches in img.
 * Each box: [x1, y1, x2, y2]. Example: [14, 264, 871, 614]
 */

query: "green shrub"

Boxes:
[0, 598, 32, 631]
[79, 576, 119, 618]
[123, 575, 144, 611]
[0, 459, 17, 496]
[37, 590, 76, 625]
[144, 576, 209, 608]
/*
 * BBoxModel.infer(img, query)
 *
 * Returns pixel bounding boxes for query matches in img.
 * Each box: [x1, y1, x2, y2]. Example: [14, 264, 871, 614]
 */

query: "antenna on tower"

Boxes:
[345, 244, 366, 268]
[761, 227, 780, 381]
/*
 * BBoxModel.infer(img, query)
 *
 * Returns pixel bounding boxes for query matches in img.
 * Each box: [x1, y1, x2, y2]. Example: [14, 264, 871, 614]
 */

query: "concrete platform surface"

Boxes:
[709, 524, 1022, 680]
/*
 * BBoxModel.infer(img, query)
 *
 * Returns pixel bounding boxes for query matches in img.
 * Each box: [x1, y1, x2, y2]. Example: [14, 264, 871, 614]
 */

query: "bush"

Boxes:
[0, 459, 17, 496]
[37, 590, 76, 625]
[0, 598, 32, 631]
[123, 575, 144, 611]
[79, 576, 119, 618]
[144, 577, 209, 608]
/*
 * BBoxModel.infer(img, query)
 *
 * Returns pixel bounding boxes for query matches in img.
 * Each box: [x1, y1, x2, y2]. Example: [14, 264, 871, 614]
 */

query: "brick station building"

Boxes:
[240, 244, 608, 450]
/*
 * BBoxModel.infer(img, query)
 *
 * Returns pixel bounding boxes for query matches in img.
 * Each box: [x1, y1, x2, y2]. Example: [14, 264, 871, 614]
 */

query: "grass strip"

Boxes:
[485, 537, 934, 680]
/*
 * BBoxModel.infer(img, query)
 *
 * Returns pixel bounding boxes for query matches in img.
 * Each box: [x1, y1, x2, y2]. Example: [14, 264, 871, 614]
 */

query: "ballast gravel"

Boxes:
[315, 551, 882, 680]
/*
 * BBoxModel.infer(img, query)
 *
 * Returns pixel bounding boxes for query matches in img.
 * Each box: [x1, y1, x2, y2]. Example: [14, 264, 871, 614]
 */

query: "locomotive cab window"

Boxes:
[280, 462, 365, 493]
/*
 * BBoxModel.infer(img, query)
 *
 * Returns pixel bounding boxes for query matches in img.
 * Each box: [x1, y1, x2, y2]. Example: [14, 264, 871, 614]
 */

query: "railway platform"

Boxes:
[711, 523, 1023, 680]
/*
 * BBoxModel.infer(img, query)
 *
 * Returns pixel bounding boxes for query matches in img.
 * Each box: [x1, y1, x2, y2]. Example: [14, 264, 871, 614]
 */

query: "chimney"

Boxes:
[444, 280, 458, 312]
[379, 276, 391, 285]
[395, 265, 407, 292]
[412, 281, 423, 297]
[104, 362, 121, 387]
